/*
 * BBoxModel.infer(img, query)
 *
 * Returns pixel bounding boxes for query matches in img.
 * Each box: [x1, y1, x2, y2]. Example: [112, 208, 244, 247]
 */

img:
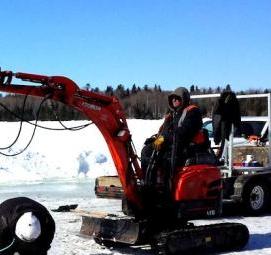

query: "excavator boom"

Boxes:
[0, 70, 143, 209]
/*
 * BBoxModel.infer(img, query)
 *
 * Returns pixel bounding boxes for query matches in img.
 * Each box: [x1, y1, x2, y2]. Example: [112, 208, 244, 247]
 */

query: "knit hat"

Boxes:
[15, 212, 41, 242]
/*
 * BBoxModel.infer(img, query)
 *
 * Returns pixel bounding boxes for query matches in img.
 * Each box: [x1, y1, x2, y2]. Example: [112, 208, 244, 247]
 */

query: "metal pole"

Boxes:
[228, 124, 234, 177]
[268, 93, 271, 166]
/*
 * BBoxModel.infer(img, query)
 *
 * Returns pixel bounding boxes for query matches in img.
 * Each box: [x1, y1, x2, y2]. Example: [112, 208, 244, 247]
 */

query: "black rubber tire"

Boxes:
[242, 181, 270, 215]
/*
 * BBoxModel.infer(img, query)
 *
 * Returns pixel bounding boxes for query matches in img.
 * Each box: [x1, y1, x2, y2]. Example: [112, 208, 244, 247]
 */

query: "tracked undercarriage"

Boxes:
[80, 211, 249, 254]
[81, 173, 249, 255]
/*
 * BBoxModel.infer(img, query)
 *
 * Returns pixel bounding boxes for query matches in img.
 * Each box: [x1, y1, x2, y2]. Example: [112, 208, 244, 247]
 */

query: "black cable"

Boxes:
[0, 95, 50, 156]
[0, 101, 93, 131]
[49, 100, 92, 131]
[0, 94, 94, 156]
[39, 120, 92, 131]
[0, 94, 28, 150]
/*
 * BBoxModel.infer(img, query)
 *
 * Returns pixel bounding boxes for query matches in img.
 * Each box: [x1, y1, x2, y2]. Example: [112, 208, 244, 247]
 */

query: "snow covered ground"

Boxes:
[1, 120, 271, 254]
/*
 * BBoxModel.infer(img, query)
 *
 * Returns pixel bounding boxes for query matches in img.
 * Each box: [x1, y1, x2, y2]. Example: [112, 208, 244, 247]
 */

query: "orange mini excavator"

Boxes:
[0, 70, 249, 254]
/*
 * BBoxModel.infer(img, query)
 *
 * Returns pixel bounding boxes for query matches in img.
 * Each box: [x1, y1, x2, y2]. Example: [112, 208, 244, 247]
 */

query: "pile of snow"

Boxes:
[0, 120, 163, 184]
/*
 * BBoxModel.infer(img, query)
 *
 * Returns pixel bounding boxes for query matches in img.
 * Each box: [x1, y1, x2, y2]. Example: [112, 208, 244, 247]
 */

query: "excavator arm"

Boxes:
[0, 70, 143, 209]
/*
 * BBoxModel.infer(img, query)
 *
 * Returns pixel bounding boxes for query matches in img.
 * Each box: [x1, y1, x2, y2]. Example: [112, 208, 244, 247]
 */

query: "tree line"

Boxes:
[0, 84, 270, 121]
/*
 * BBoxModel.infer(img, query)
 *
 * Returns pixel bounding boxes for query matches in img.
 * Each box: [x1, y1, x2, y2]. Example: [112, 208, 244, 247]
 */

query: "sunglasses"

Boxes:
[172, 96, 182, 101]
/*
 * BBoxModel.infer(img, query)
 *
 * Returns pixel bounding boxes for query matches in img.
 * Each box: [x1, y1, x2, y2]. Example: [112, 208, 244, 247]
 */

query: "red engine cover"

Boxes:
[173, 164, 222, 202]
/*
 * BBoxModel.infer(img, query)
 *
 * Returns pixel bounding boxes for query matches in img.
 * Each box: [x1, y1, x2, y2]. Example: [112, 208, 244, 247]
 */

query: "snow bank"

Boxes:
[0, 120, 163, 184]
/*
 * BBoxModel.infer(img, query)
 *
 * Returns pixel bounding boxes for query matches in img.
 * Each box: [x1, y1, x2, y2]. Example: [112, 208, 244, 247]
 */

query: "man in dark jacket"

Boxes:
[153, 87, 203, 172]
[0, 197, 55, 255]
[212, 91, 241, 158]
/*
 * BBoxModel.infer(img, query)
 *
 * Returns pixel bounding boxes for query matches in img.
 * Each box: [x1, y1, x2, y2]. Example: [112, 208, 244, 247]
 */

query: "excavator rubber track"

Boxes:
[153, 222, 249, 255]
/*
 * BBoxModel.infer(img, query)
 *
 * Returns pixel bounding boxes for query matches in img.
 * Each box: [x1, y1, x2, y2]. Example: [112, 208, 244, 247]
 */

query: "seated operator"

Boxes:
[153, 87, 206, 173]
[0, 197, 55, 255]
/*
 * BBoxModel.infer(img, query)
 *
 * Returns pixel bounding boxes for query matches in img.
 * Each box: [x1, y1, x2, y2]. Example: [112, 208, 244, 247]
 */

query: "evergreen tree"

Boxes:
[225, 84, 232, 91]
[105, 86, 114, 96]
[216, 86, 221, 93]
[85, 83, 91, 91]
[144, 84, 149, 91]
[92, 87, 100, 93]
[116, 84, 125, 98]
[207, 87, 213, 94]
[158, 85, 162, 92]
[125, 88, 130, 97]
[131, 84, 137, 94]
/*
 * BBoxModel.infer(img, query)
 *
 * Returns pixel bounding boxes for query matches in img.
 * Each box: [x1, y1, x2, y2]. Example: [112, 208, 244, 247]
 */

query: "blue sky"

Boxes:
[0, 0, 271, 91]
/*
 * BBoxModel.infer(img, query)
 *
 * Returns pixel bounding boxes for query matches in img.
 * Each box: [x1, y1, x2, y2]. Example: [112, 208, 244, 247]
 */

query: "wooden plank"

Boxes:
[96, 175, 121, 186]
[95, 175, 123, 199]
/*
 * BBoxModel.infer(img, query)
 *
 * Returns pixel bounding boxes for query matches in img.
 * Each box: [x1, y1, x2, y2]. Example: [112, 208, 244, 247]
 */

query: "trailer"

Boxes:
[194, 93, 271, 215]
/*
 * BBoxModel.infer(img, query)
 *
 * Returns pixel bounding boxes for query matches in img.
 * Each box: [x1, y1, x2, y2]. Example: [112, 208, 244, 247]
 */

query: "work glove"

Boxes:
[144, 135, 156, 145]
[153, 135, 165, 151]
